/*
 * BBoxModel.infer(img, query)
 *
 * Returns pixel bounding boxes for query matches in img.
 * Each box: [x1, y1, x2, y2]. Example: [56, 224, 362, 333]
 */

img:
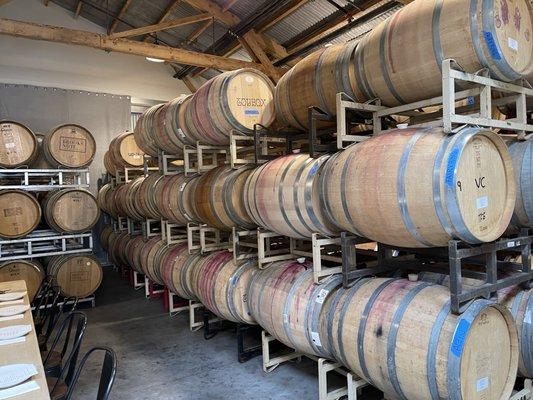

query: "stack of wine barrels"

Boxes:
[134, 69, 276, 153]
[97, 183, 120, 219]
[42, 124, 96, 168]
[0, 190, 41, 239]
[0, 121, 38, 168]
[0, 260, 45, 300]
[104, 131, 145, 176]
[153, 174, 200, 225]
[274, 0, 533, 129]
[508, 139, 533, 230]
[42, 189, 100, 233]
[159, 243, 202, 301]
[47, 254, 103, 298]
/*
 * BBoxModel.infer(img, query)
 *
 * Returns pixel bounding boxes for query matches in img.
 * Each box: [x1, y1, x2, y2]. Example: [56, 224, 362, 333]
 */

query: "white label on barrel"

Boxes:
[311, 332, 321, 347]
[177, 128, 185, 138]
[476, 196, 488, 209]
[245, 76, 254, 84]
[283, 313, 288, 324]
[476, 377, 489, 392]
[508, 37, 518, 51]
[4, 142, 15, 149]
[507, 241, 515, 248]
[179, 183, 186, 192]
[315, 289, 329, 304]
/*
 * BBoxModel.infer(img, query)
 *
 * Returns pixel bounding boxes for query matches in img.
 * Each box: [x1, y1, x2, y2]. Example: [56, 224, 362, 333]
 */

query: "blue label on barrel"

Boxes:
[445, 148, 460, 188]
[245, 109, 260, 116]
[483, 31, 502, 61]
[451, 319, 471, 357]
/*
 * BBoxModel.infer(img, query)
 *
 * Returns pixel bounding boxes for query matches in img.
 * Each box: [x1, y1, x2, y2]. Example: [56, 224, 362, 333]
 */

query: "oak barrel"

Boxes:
[133, 104, 163, 157]
[193, 251, 257, 324]
[135, 174, 164, 220]
[138, 236, 166, 284]
[152, 174, 196, 225]
[324, 277, 518, 400]
[508, 139, 533, 229]
[43, 189, 100, 233]
[274, 43, 358, 130]
[99, 226, 113, 252]
[125, 234, 145, 274]
[103, 151, 118, 177]
[183, 69, 276, 146]
[153, 96, 197, 155]
[195, 166, 255, 231]
[47, 254, 103, 298]
[0, 121, 38, 168]
[244, 153, 339, 239]
[0, 260, 45, 301]
[159, 244, 202, 301]
[320, 127, 516, 247]
[43, 124, 96, 168]
[108, 131, 145, 169]
[0, 190, 41, 239]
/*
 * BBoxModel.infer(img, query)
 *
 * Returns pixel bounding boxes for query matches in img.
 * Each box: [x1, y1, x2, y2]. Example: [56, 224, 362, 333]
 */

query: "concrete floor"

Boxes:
[71, 268, 383, 400]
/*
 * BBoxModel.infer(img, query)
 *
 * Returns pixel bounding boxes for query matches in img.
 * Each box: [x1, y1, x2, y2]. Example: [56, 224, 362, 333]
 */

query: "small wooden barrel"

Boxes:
[195, 166, 255, 231]
[138, 236, 166, 284]
[0, 121, 38, 168]
[47, 254, 103, 298]
[324, 278, 518, 400]
[420, 270, 533, 378]
[108, 131, 145, 169]
[244, 153, 339, 239]
[183, 69, 276, 146]
[125, 235, 145, 273]
[193, 251, 257, 325]
[133, 104, 163, 157]
[320, 127, 516, 247]
[354, 0, 533, 107]
[275, 43, 358, 130]
[508, 139, 533, 229]
[103, 151, 118, 177]
[153, 96, 197, 155]
[0, 260, 45, 300]
[43, 189, 100, 233]
[135, 174, 164, 220]
[43, 124, 96, 168]
[0, 190, 41, 239]
[100, 226, 113, 252]
[159, 244, 202, 301]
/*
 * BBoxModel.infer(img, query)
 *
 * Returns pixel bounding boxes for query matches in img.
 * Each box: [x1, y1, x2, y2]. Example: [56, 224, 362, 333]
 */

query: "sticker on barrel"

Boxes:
[450, 319, 471, 357]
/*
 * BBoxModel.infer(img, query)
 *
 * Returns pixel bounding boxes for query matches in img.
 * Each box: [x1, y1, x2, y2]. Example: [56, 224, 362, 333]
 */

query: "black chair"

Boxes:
[44, 312, 88, 399]
[40, 296, 80, 351]
[65, 347, 117, 400]
[34, 284, 62, 351]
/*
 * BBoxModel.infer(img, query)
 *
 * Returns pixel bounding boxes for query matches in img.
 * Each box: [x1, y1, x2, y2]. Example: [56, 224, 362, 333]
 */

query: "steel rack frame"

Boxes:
[144, 277, 164, 299]
[187, 223, 202, 253]
[252, 124, 304, 164]
[0, 230, 93, 261]
[511, 379, 532, 400]
[336, 59, 533, 138]
[341, 231, 533, 314]
[199, 226, 231, 254]
[157, 150, 183, 175]
[161, 220, 187, 246]
[188, 300, 218, 332]
[183, 142, 227, 175]
[0, 168, 90, 191]
[113, 216, 128, 232]
[164, 290, 189, 317]
[129, 270, 145, 290]
[232, 228, 258, 262]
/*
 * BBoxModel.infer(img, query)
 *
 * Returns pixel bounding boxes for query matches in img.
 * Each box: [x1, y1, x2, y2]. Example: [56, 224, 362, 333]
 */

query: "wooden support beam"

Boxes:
[221, 0, 239, 12]
[74, 1, 83, 18]
[182, 18, 212, 45]
[142, 0, 181, 42]
[108, 0, 134, 35]
[0, 18, 265, 71]
[258, 0, 310, 33]
[182, 0, 239, 26]
[111, 13, 211, 39]
[181, 76, 197, 92]
[241, 30, 282, 82]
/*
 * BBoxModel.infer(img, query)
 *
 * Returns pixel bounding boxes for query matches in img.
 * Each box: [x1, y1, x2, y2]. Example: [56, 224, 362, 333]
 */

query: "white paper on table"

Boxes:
[0, 337, 26, 347]
[0, 381, 40, 400]
[0, 315, 23, 323]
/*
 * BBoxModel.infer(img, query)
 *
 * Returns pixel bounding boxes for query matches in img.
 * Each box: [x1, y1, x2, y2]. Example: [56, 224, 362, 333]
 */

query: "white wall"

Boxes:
[0, 0, 190, 102]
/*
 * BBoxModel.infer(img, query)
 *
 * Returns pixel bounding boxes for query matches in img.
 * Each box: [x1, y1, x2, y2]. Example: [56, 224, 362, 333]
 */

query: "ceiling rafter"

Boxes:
[142, 0, 182, 42]
[108, 0, 134, 35]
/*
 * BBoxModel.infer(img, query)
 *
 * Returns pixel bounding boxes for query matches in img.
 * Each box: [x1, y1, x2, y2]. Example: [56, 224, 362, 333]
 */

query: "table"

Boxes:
[0, 280, 50, 400]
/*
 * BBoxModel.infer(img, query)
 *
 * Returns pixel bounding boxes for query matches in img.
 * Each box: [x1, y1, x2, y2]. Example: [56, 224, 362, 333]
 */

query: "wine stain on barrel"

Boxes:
[375, 325, 383, 338]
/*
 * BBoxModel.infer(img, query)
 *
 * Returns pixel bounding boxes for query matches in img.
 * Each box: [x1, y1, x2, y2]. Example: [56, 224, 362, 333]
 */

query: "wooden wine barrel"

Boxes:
[274, 43, 358, 130]
[159, 243, 202, 301]
[244, 153, 339, 239]
[0, 260, 45, 300]
[48, 254, 103, 298]
[138, 236, 166, 284]
[30, 133, 54, 170]
[98, 184, 120, 219]
[116, 178, 145, 221]
[42, 124, 96, 168]
[508, 139, 533, 229]
[103, 151, 118, 177]
[195, 166, 255, 231]
[153, 96, 197, 155]
[107, 231, 128, 267]
[0, 190, 41, 239]
[248, 260, 342, 356]
[135, 174, 164, 220]
[99, 226, 113, 252]
[152, 174, 191, 225]
[419, 270, 533, 378]
[133, 104, 163, 157]
[193, 251, 257, 325]
[183, 69, 275, 146]
[323, 278, 518, 400]
[125, 235, 145, 273]
[108, 131, 145, 168]
[320, 127, 516, 247]
[43, 189, 100, 233]
[0, 121, 38, 168]
[354, 0, 533, 107]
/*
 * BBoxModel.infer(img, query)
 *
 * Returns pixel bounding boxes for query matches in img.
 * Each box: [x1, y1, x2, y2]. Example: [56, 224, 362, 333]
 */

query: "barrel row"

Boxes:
[103, 131, 146, 176]
[133, 69, 276, 154]
[0, 254, 102, 300]
[0, 188, 99, 239]
[0, 120, 96, 168]
[275, 0, 533, 129]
